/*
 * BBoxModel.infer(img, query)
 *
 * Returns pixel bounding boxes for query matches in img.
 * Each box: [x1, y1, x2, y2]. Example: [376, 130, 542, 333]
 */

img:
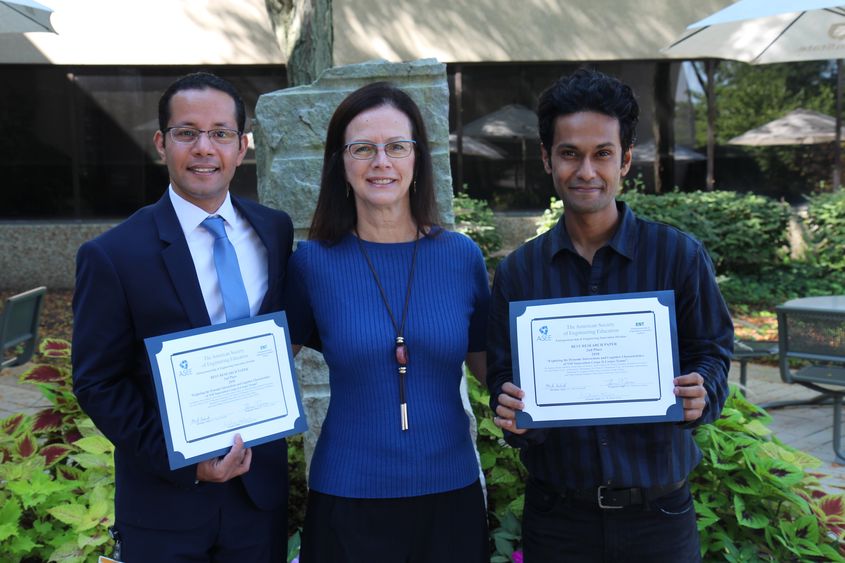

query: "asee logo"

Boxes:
[536, 325, 552, 341]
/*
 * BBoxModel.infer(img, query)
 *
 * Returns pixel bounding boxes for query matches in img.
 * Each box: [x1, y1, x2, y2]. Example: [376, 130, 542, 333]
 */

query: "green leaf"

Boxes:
[723, 471, 761, 495]
[493, 534, 514, 557]
[47, 539, 87, 562]
[76, 530, 109, 548]
[733, 495, 769, 529]
[817, 541, 845, 562]
[48, 503, 87, 527]
[8, 533, 40, 556]
[488, 466, 517, 486]
[70, 452, 113, 470]
[478, 417, 503, 438]
[73, 435, 113, 456]
[480, 451, 497, 470]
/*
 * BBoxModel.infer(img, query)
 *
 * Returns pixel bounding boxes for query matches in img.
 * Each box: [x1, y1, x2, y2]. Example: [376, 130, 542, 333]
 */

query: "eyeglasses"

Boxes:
[164, 127, 242, 145]
[344, 140, 416, 160]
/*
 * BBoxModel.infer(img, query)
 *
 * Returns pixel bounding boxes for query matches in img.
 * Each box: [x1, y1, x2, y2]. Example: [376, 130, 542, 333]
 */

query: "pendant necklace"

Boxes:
[354, 227, 420, 431]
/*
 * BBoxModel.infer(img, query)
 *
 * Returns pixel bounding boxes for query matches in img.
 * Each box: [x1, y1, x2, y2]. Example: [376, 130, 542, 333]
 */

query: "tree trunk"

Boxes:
[835, 59, 842, 190]
[652, 62, 675, 194]
[705, 60, 716, 190]
[264, 0, 333, 86]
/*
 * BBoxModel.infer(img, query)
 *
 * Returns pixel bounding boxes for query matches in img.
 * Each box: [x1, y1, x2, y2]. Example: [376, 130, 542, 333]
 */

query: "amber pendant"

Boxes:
[395, 336, 409, 366]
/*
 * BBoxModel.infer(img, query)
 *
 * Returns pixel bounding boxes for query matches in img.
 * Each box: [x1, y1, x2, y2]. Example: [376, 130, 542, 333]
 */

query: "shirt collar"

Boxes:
[169, 186, 237, 238]
[547, 200, 638, 263]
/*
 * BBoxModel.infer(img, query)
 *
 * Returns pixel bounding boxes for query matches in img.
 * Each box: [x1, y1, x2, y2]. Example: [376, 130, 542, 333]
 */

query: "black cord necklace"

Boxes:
[354, 227, 420, 431]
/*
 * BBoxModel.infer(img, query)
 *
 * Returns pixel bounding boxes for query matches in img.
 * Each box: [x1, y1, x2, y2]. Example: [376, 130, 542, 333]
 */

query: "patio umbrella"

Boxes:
[729, 108, 845, 146]
[664, 0, 845, 184]
[448, 134, 506, 160]
[0, 0, 55, 34]
[464, 104, 538, 189]
[665, 1, 845, 64]
[631, 140, 707, 163]
[463, 104, 538, 140]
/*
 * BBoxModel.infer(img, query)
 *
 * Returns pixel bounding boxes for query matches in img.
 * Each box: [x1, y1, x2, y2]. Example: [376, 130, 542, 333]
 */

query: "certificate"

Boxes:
[510, 291, 682, 428]
[145, 311, 307, 469]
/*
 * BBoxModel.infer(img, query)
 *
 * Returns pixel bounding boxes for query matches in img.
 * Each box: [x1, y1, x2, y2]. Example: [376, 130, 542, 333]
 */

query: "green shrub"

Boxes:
[693, 386, 845, 561]
[470, 383, 845, 562]
[805, 190, 845, 273]
[0, 339, 115, 563]
[453, 192, 504, 270]
[1, 339, 306, 563]
[286, 435, 307, 538]
[534, 190, 791, 276]
[466, 374, 527, 561]
[719, 260, 845, 310]
[620, 190, 791, 276]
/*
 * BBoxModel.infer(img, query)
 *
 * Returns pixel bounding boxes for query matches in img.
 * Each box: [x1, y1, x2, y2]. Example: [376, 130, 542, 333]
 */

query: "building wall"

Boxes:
[332, 0, 734, 64]
[0, 222, 113, 289]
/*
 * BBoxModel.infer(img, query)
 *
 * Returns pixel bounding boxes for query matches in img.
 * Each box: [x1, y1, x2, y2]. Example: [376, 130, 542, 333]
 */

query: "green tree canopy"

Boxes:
[693, 60, 838, 197]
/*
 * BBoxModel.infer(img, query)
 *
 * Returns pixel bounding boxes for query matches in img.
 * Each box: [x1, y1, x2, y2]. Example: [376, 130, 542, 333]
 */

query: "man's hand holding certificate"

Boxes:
[145, 311, 306, 470]
[507, 291, 683, 428]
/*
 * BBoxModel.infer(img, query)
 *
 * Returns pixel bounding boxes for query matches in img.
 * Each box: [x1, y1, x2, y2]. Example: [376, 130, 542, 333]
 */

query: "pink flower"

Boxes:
[512, 550, 524, 563]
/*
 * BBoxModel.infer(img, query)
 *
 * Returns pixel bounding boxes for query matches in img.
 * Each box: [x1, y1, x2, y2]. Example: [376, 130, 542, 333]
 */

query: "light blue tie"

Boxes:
[201, 216, 251, 321]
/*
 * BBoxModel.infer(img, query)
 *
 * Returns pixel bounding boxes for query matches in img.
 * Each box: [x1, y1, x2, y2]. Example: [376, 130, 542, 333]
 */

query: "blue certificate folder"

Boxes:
[509, 290, 683, 429]
[145, 311, 307, 470]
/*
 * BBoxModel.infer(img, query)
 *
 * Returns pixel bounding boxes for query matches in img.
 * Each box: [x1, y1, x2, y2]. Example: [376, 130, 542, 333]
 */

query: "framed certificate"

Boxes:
[510, 290, 682, 428]
[145, 311, 307, 469]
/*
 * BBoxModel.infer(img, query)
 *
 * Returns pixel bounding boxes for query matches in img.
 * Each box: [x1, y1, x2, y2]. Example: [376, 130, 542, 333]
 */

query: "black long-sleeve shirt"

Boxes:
[487, 201, 733, 489]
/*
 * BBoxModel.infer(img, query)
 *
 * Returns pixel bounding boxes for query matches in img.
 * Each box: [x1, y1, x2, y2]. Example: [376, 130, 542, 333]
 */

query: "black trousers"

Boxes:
[114, 479, 286, 563]
[300, 479, 490, 563]
[522, 478, 701, 563]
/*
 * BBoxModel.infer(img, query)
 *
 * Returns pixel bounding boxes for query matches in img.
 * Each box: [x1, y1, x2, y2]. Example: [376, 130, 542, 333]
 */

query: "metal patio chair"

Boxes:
[775, 296, 845, 463]
[0, 286, 47, 369]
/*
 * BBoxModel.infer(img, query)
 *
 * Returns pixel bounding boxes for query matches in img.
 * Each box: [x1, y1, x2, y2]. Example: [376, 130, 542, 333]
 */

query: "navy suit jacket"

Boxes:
[72, 192, 294, 530]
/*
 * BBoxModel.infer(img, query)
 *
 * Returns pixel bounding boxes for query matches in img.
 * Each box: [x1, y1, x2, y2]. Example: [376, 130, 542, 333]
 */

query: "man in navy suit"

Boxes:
[72, 72, 293, 562]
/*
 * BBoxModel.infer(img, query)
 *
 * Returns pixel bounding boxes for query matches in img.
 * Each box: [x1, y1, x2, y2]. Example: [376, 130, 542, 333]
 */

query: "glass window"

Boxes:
[0, 65, 286, 219]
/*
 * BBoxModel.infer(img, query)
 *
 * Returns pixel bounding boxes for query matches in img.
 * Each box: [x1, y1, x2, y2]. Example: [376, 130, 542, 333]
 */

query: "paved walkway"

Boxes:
[2, 359, 843, 492]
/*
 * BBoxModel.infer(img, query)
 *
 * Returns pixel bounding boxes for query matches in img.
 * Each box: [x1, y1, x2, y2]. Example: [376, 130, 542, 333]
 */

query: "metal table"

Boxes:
[769, 295, 845, 463]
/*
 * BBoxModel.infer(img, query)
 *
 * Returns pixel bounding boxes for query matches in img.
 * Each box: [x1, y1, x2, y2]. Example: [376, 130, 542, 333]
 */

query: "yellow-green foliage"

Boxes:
[0, 340, 115, 563]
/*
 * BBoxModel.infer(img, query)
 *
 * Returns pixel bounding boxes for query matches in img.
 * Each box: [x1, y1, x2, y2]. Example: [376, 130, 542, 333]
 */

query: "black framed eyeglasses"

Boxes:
[164, 127, 242, 145]
[344, 140, 416, 160]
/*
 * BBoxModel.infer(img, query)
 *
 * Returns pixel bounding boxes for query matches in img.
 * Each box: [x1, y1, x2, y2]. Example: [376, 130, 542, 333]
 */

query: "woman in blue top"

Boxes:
[285, 82, 490, 562]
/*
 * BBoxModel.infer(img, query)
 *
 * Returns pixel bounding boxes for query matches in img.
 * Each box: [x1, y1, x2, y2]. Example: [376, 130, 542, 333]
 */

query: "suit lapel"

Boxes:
[234, 196, 279, 315]
[152, 194, 211, 327]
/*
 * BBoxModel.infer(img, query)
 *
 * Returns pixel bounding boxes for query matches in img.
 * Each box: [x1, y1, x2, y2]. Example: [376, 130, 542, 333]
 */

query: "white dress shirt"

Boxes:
[169, 186, 268, 325]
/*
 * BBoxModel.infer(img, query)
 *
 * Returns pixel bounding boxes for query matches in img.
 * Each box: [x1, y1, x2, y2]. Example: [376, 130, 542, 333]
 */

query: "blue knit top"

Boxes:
[285, 229, 490, 498]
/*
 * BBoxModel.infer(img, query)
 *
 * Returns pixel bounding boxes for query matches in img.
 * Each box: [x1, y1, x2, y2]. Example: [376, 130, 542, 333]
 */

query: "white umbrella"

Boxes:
[463, 104, 538, 140]
[665, 1, 845, 63]
[631, 140, 707, 163]
[664, 0, 845, 185]
[729, 108, 845, 146]
[0, 0, 55, 34]
[463, 104, 538, 189]
[448, 134, 506, 160]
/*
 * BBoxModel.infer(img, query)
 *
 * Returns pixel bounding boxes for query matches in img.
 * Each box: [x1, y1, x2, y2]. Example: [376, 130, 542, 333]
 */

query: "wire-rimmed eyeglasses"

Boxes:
[344, 140, 416, 160]
[164, 127, 242, 145]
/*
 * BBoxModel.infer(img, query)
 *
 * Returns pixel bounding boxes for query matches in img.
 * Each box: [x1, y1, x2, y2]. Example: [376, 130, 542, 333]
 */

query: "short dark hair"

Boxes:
[308, 81, 439, 243]
[157, 72, 246, 135]
[537, 68, 639, 162]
